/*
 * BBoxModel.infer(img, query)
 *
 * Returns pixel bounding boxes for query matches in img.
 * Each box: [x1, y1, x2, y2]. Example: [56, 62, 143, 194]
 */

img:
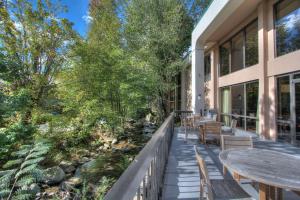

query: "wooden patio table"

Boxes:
[219, 148, 300, 200]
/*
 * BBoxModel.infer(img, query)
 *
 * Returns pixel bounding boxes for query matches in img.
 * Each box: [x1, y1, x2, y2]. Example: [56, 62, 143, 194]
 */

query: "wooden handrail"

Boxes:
[104, 113, 175, 200]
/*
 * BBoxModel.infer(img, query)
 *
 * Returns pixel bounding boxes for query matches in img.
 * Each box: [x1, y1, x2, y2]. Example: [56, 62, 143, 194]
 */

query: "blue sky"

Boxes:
[57, 0, 90, 37]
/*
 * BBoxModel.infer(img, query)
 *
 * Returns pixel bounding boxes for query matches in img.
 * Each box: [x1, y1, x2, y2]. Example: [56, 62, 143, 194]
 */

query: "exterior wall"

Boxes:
[181, 65, 192, 111]
[192, 0, 300, 142]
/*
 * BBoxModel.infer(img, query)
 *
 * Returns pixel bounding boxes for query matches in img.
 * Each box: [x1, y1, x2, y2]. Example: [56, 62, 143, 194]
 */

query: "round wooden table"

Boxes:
[219, 148, 300, 200]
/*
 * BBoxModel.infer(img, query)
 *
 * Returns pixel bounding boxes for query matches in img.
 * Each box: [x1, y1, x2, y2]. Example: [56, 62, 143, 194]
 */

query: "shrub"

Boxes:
[0, 141, 51, 200]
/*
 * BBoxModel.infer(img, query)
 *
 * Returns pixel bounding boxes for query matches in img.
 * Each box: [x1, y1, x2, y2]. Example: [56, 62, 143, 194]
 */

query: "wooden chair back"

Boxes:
[221, 135, 253, 151]
[212, 114, 217, 121]
[230, 119, 237, 129]
[204, 122, 221, 135]
[230, 119, 237, 133]
[194, 146, 214, 200]
[193, 114, 203, 127]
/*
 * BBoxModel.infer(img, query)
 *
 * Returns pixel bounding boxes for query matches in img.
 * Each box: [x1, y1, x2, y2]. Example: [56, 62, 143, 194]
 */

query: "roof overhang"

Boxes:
[192, 0, 262, 49]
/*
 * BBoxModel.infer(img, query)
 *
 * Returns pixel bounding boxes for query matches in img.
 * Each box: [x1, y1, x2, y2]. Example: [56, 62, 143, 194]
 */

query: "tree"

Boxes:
[124, 0, 193, 118]
[57, 0, 152, 133]
[0, 0, 76, 122]
[183, 0, 212, 24]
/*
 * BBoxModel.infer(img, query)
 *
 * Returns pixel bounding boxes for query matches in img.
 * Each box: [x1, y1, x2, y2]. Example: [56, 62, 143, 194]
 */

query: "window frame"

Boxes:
[219, 80, 259, 133]
[273, 0, 300, 57]
[204, 53, 211, 82]
[219, 19, 258, 77]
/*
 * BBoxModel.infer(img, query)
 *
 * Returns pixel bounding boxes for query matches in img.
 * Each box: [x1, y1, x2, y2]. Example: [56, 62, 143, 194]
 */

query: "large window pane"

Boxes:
[221, 87, 230, 114]
[246, 82, 259, 117]
[231, 84, 245, 116]
[231, 32, 244, 72]
[277, 76, 290, 120]
[221, 114, 231, 126]
[275, 0, 300, 56]
[246, 118, 258, 132]
[204, 54, 211, 81]
[245, 20, 258, 67]
[220, 42, 230, 76]
[232, 116, 245, 130]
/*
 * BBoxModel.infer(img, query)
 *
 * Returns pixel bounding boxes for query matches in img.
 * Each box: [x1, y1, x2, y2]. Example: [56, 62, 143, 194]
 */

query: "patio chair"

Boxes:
[194, 146, 251, 200]
[221, 135, 253, 180]
[212, 114, 217, 121]
[193, 114, 203, 129]
[184, 116, 193, 141]
[221, 119, 237, 135]
[201, 122, 222, 145]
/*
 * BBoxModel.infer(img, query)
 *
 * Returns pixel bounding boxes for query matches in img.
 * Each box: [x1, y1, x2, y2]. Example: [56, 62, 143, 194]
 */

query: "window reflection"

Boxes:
[204, 54, 211, 81]
[246, 82, 259, 117]
[219, 20, 258, 76]
[231, 32, 244, 72]
[275, 0, 300, 56]
[220, 81, 259, 133]
[231, 84, 245, 116]
[245, 21, 258, 67]
[220, 42, 230, 76]
[277, 76, 290, 120]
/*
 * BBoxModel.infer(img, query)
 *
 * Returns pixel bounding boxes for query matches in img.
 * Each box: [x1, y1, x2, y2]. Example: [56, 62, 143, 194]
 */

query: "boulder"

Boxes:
[74, 159, 97, 179]
[60, 177, 82, 191]
[59, 161, 76, 174]
[111, 139, 118, 145]
[78, 157, 90, 164]
[90, 152, 97, 158]
[103, 143, 110, 150]
[42, 166, 65, 185]
[22, 183, 40, 195]
[29, 183, 41, 194]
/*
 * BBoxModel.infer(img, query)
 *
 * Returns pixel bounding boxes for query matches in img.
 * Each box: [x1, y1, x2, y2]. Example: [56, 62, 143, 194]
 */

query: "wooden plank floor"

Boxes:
[162, 127, 300, 200]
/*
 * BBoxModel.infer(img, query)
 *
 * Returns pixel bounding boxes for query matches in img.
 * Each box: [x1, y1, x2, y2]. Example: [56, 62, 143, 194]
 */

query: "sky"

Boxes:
[56, 0, 90, 37]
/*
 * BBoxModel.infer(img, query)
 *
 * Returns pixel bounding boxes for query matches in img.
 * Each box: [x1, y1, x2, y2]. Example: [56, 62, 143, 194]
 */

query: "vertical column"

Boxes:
[181, 70, 186, 110]
[269, 76, 277, 141]
[192, 44, 205, 114]
[214, 47, 220, 114]
[267, 0, 278, 141]
[258, 1, 269, 139]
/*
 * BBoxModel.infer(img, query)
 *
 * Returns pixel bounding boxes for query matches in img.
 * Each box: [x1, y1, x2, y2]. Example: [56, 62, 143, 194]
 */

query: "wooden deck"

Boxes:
[162, 127, 300, 200]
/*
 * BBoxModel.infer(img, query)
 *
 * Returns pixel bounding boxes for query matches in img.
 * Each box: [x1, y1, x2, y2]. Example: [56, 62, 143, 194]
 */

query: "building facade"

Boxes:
[190, 0, 300, 145]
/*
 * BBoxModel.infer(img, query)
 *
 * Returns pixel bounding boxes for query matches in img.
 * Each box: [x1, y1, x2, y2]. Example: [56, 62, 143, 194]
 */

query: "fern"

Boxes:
[0, 141, 51, 200]
[2, 159, 23, 169]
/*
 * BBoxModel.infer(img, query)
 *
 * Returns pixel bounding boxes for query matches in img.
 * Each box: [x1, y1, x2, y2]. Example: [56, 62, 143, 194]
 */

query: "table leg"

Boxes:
[269, 186, 283, 200]
[259, 183, 268, 200]
[276, 188, 283, 200]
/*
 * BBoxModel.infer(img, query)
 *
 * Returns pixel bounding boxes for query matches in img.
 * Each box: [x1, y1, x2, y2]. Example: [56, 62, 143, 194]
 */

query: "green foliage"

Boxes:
[56, 0, 152, 135]
[0, 122, 35, 162]
[75, 180, 90, 200]
[0, 0, 77, 123]
[125, 0, 193, 118]
[95, 176, 115, 200]
[0, 141, 51, 200]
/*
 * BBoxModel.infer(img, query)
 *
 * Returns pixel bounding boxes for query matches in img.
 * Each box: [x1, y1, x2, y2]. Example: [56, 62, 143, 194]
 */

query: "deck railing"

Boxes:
[104, 113, 175, 200]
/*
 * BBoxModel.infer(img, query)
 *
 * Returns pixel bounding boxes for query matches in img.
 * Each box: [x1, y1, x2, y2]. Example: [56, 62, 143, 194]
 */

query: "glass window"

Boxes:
[246, 118, 258, 132]
[231, 84, 245, 116]
[277, 76, 290, 120]
[221, 87, 230, 114]
[220, 42, 230, 76]
[204, 54, 211, 81]
[231, 32, 244, 72]
[245, 21, 258, 67]
[232, 115, 245, 129]
[294, 73, 300, 79]
[221, 114, 231, 126]
[246, 82, 259, 117]
[220, 81, 259, 133]
[275, 0, 300, 56]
